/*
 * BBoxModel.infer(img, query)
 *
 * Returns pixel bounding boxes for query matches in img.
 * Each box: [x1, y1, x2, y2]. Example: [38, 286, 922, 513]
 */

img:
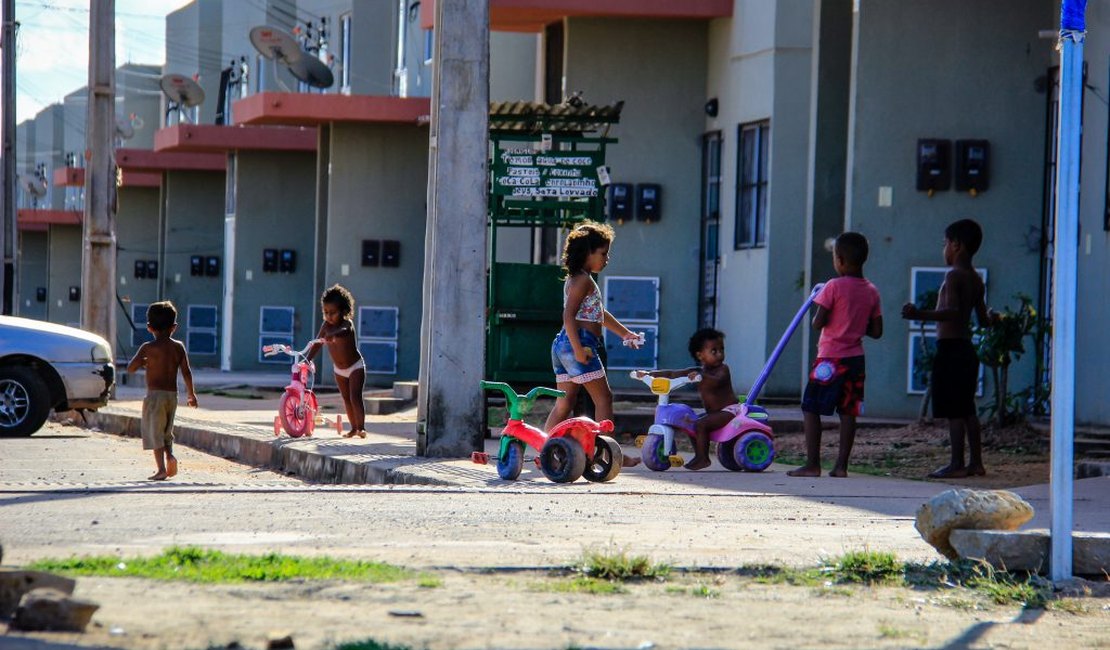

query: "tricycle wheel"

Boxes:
[582, 435, 622, 482]
[716, 438, 742, 471]
[279, 393, 311, 437]
[539, 437, 586, 483]
[497, 439, 525, 480]
[640, 433, 672, 472]
[735, 431, 775, 472]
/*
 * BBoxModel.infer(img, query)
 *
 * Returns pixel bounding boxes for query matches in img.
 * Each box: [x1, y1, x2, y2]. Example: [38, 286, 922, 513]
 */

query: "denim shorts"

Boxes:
[552, 328, 606, 384]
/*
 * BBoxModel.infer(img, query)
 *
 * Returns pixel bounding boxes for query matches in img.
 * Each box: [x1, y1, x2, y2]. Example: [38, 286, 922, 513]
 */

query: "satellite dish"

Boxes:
[249, 26, 303, 66]
[115, 115, 135, 140]
[160, 74, 206, 108]
[288, 55, 334, 89]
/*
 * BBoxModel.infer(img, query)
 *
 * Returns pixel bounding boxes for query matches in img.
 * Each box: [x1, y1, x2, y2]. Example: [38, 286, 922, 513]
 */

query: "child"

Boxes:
[901, 218, 996, 478]
[127, 301, 198, 481]
[308, 284, 366, 438]
[544, 221, 643, 467]
[634, 328, 738, 470]
[787, 232, 883, 478]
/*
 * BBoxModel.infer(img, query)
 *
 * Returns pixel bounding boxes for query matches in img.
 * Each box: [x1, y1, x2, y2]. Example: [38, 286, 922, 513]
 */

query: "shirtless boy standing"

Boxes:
[902, 218, 997, 478]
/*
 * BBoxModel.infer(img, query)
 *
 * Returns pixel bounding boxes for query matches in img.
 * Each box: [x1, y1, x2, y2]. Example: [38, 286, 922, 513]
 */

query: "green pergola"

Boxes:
[486, 100, 623, 385]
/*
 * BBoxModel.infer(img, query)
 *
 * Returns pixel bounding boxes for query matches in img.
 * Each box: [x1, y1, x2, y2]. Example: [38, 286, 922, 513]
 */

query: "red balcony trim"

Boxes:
[115, 148, 226, 173]
[154, 123, 318, 153]
[233, 93, 431, 127]
[421, 0, 732, 32]
[119, 171, 162, 188]
[18, 209, 81, 227]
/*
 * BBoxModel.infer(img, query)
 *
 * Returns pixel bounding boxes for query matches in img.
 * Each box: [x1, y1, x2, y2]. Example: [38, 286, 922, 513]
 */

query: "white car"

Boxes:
[0, 316, 116, 436]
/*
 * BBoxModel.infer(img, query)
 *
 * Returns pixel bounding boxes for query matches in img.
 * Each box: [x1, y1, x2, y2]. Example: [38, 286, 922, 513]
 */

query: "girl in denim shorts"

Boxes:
[544, 222, 643, 467]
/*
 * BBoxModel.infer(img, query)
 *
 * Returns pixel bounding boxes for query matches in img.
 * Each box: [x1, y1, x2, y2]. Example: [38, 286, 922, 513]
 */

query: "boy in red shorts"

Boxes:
[788, 232, 883, 478]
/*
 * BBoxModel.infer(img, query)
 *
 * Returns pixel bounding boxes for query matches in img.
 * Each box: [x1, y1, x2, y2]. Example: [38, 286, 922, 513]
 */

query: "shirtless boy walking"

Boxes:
[127, 301, 198, 480]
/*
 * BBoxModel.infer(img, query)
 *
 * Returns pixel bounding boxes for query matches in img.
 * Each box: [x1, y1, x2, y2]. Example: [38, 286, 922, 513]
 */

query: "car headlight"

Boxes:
[90, 341, 112, 363]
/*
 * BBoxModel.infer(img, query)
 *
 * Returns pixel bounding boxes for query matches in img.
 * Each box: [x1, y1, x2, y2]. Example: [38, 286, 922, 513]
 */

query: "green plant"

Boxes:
[827, 550, 902, 585]
[975, 293, 1050, 425]
[575, 545, 670, 581]
[30, 546, 413, 584]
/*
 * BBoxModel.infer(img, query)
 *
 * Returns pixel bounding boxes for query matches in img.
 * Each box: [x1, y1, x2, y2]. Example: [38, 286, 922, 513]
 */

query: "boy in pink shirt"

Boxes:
[787, 232, 883, 478]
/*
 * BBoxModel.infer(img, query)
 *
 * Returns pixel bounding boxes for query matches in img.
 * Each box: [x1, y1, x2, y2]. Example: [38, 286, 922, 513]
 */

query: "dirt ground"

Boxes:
[773, 421, 1057, 490]
[5, 571, 1109, 650]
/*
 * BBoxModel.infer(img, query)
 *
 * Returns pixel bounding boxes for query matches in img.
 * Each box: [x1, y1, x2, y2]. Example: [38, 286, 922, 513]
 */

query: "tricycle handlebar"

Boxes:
[480, 380, 565, 421]
[262, 338, 325, 360]
[629, 370, 701, 395]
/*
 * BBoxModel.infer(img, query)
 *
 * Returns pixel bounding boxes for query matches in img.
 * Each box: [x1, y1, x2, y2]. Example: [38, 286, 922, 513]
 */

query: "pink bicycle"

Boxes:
[262, 339, 341, 438]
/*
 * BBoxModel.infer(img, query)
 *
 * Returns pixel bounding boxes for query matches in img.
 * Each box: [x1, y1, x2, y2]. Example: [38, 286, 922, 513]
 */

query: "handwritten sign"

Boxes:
[492, 147, 602, 197]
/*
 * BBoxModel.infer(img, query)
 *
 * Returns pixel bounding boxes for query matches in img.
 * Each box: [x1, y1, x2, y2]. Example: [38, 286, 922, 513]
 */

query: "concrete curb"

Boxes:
[82, 409, 455, 487]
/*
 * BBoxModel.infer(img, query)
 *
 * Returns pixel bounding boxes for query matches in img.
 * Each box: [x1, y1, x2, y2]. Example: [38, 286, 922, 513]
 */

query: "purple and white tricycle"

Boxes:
[632, 283, 825, 472]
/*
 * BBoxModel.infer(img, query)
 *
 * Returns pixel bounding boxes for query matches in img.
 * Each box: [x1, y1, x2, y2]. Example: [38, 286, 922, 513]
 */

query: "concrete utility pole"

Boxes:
[417, 0, 490, 456]
[82, 0, 116, 344]
[1, 0, 16, 315]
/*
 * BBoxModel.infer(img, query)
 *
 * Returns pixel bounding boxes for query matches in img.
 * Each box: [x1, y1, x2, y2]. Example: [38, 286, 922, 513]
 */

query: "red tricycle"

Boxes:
[473, 380, 623, 483]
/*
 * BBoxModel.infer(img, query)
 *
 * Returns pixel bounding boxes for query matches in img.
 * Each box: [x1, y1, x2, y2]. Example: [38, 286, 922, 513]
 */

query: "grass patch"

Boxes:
[739, 564, 824, 587]
[416, 574, 443, 589]
[690, 583, 720, 599]
[575, 545, 670, 582]
[903, 559, 1052, 608]
[772, 450, 893, 478]
[533, 576, 626, 595]
[877, 623, 914, 639]
[1048, 598, 1091, 615]
[827, 550, 903, 585]
[333, 641, 419, 650]
[29, 546, 413, 584]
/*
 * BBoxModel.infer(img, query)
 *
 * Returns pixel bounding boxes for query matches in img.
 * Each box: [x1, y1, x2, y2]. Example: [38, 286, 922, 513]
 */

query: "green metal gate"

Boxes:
[486, 100, 623, 385]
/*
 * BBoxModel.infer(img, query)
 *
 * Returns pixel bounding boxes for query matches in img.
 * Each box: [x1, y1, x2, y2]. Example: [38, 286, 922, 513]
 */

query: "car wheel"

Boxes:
[0, 366, 52, 437]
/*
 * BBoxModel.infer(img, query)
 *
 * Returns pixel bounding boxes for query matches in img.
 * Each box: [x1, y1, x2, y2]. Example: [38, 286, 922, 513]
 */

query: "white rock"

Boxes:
[915, 488, 1034, 559]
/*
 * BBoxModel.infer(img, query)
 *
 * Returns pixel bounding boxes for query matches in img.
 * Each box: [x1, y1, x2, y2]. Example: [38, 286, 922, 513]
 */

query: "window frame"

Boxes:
[735, 120, 770, 249]
[340, 12, 352, 92]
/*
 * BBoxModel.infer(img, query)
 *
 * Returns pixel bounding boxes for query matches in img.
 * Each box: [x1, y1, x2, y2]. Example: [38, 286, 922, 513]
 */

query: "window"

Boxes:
[423, 29, 434, 64]
[225, 154, 236, 215]
[700, 130, 722, 328]
[735, 121, 769, 248]
[340, 13, 352, 91]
